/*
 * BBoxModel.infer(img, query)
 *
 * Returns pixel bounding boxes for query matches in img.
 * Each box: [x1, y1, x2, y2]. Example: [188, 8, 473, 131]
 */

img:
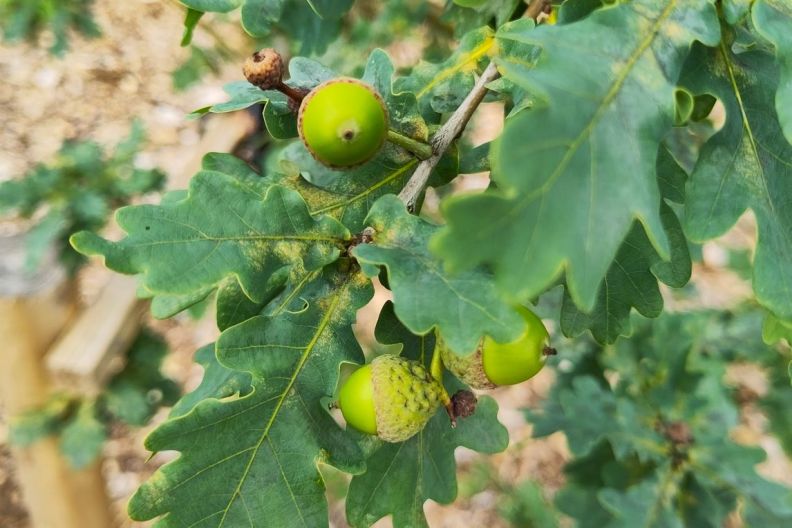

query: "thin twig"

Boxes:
[525, 0, 550, 20]
[397, 61, 501, 211]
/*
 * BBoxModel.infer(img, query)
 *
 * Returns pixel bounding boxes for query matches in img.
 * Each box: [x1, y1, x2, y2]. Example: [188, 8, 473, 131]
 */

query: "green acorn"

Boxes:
[338, 355, 447, 442]
[440, 306, 554, 390]
[297, 78, 388, 169]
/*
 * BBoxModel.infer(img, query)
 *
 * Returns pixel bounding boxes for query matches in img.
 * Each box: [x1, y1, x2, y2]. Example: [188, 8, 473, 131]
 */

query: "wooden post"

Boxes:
[0, 230, 116, 528]
[47, 274, 146, 395]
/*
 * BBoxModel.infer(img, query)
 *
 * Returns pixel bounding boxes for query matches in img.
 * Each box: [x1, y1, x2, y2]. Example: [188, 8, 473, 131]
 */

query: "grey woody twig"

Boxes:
[397, 60, 501, 211]
[525, 0, 551, 20]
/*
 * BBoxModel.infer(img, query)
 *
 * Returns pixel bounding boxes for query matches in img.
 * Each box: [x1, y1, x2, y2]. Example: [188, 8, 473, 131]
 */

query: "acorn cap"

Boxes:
[439, 336, 496, 390]
[243, 48, 284, 90]
[371, 355, 443, 442]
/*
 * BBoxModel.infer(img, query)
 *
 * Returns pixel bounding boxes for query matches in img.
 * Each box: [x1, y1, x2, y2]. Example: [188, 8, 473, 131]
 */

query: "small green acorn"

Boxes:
[297, 78, 388, 168]
[440, 306, 554, 389]
[338, 355, 446, 442]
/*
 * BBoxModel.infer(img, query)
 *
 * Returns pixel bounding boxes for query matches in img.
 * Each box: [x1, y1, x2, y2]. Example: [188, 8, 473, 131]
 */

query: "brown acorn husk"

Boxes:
[438, 337, 496, 390]
[370, 355, 444, 442]
[243, 48, 283, 90]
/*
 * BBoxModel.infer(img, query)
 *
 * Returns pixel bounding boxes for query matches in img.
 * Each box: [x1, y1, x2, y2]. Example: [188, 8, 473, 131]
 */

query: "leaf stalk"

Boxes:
[386, 129, 433, 160]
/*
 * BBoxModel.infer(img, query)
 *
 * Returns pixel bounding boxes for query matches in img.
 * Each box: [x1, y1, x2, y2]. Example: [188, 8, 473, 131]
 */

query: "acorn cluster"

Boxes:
[339, 307, 553, 443]
[242, 49, 554, 444]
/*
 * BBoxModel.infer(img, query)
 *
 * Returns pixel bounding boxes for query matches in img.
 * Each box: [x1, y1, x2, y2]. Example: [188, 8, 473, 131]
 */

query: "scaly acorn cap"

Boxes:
[439, 337, 496, 390]
[372, 355, 444, 442]
[339, 355, 445, 443]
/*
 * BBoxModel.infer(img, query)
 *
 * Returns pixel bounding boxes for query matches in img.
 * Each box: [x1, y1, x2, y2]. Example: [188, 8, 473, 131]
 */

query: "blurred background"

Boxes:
[1, 1, 791, 527]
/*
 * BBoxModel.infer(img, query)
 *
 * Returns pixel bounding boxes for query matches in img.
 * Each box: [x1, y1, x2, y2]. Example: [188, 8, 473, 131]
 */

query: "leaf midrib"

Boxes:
[485, 0, 680, 241]
[528, 0, 679, 200]
[217, 276, 350, 527]
[719, 39, 792, 303]
[416, 37, 494, 99]
[311, 160, 418, 216]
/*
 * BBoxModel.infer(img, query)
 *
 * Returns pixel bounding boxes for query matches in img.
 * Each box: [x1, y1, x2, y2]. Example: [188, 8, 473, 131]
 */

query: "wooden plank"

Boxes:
[42, 111, 254, 391]
[0, 232, 115, 528]
[46, 274, 145, 395]
[168, 110, 257, 190]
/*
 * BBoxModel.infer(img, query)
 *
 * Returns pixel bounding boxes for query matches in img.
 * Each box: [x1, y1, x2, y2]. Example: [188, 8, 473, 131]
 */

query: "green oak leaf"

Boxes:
[691, 442, 792, 523]
[180, 0, 352, 55]
[487, 19, 540, 118]
[497, 480, 560, 528]
[179, 1, 241, 13]
[761, 380, 792, 460]
[560, 147, 692, 344]
[104, 330, 180, 426]
[678, 474, 736, 528]
[557, 0, 608, 24]
[280, 147, 420, 232]
[190, 81, 276, 116]
[752, 0, 792, 145]
[679, 41, 792, 320]
[71, 170, 349, 303]
[598, 476, 682, 527]
[396, 27, 495, 118]
[214, 264, 325, 332]
[442, 0, 520, 40]
[530, 377, 665, 463]
[169, 344, 253, 418]
[762, 312, 792, 346]
[24, 209, 68, 271]
[346, 301, 509, 528]
[597, 471, 684, 528]
[353, 195, 525, 355]
[1, 123, 164, 275]
[542, 310, 792, 528]
[215, 277, 273, 331]
[555, 482, 614, 528]
[59, 401, 106, 470]
[202, 152, 262, 180]
[129, 268, 373, 526]
[362, 49, 430, 146]
[149, 286, 215, 320]
[722, 0, 752, 24]
[0, 0, 101, 56]
[180, 8, 204, 46]
[560, 203, 691, 344]
[433, 0, 720, 312]
[458, 142, 490, 174]
[8, 396, 73, 446]
[147, 154, 271, 321]
[276, 0, 353, 56]
[656, 145, 689, 204]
